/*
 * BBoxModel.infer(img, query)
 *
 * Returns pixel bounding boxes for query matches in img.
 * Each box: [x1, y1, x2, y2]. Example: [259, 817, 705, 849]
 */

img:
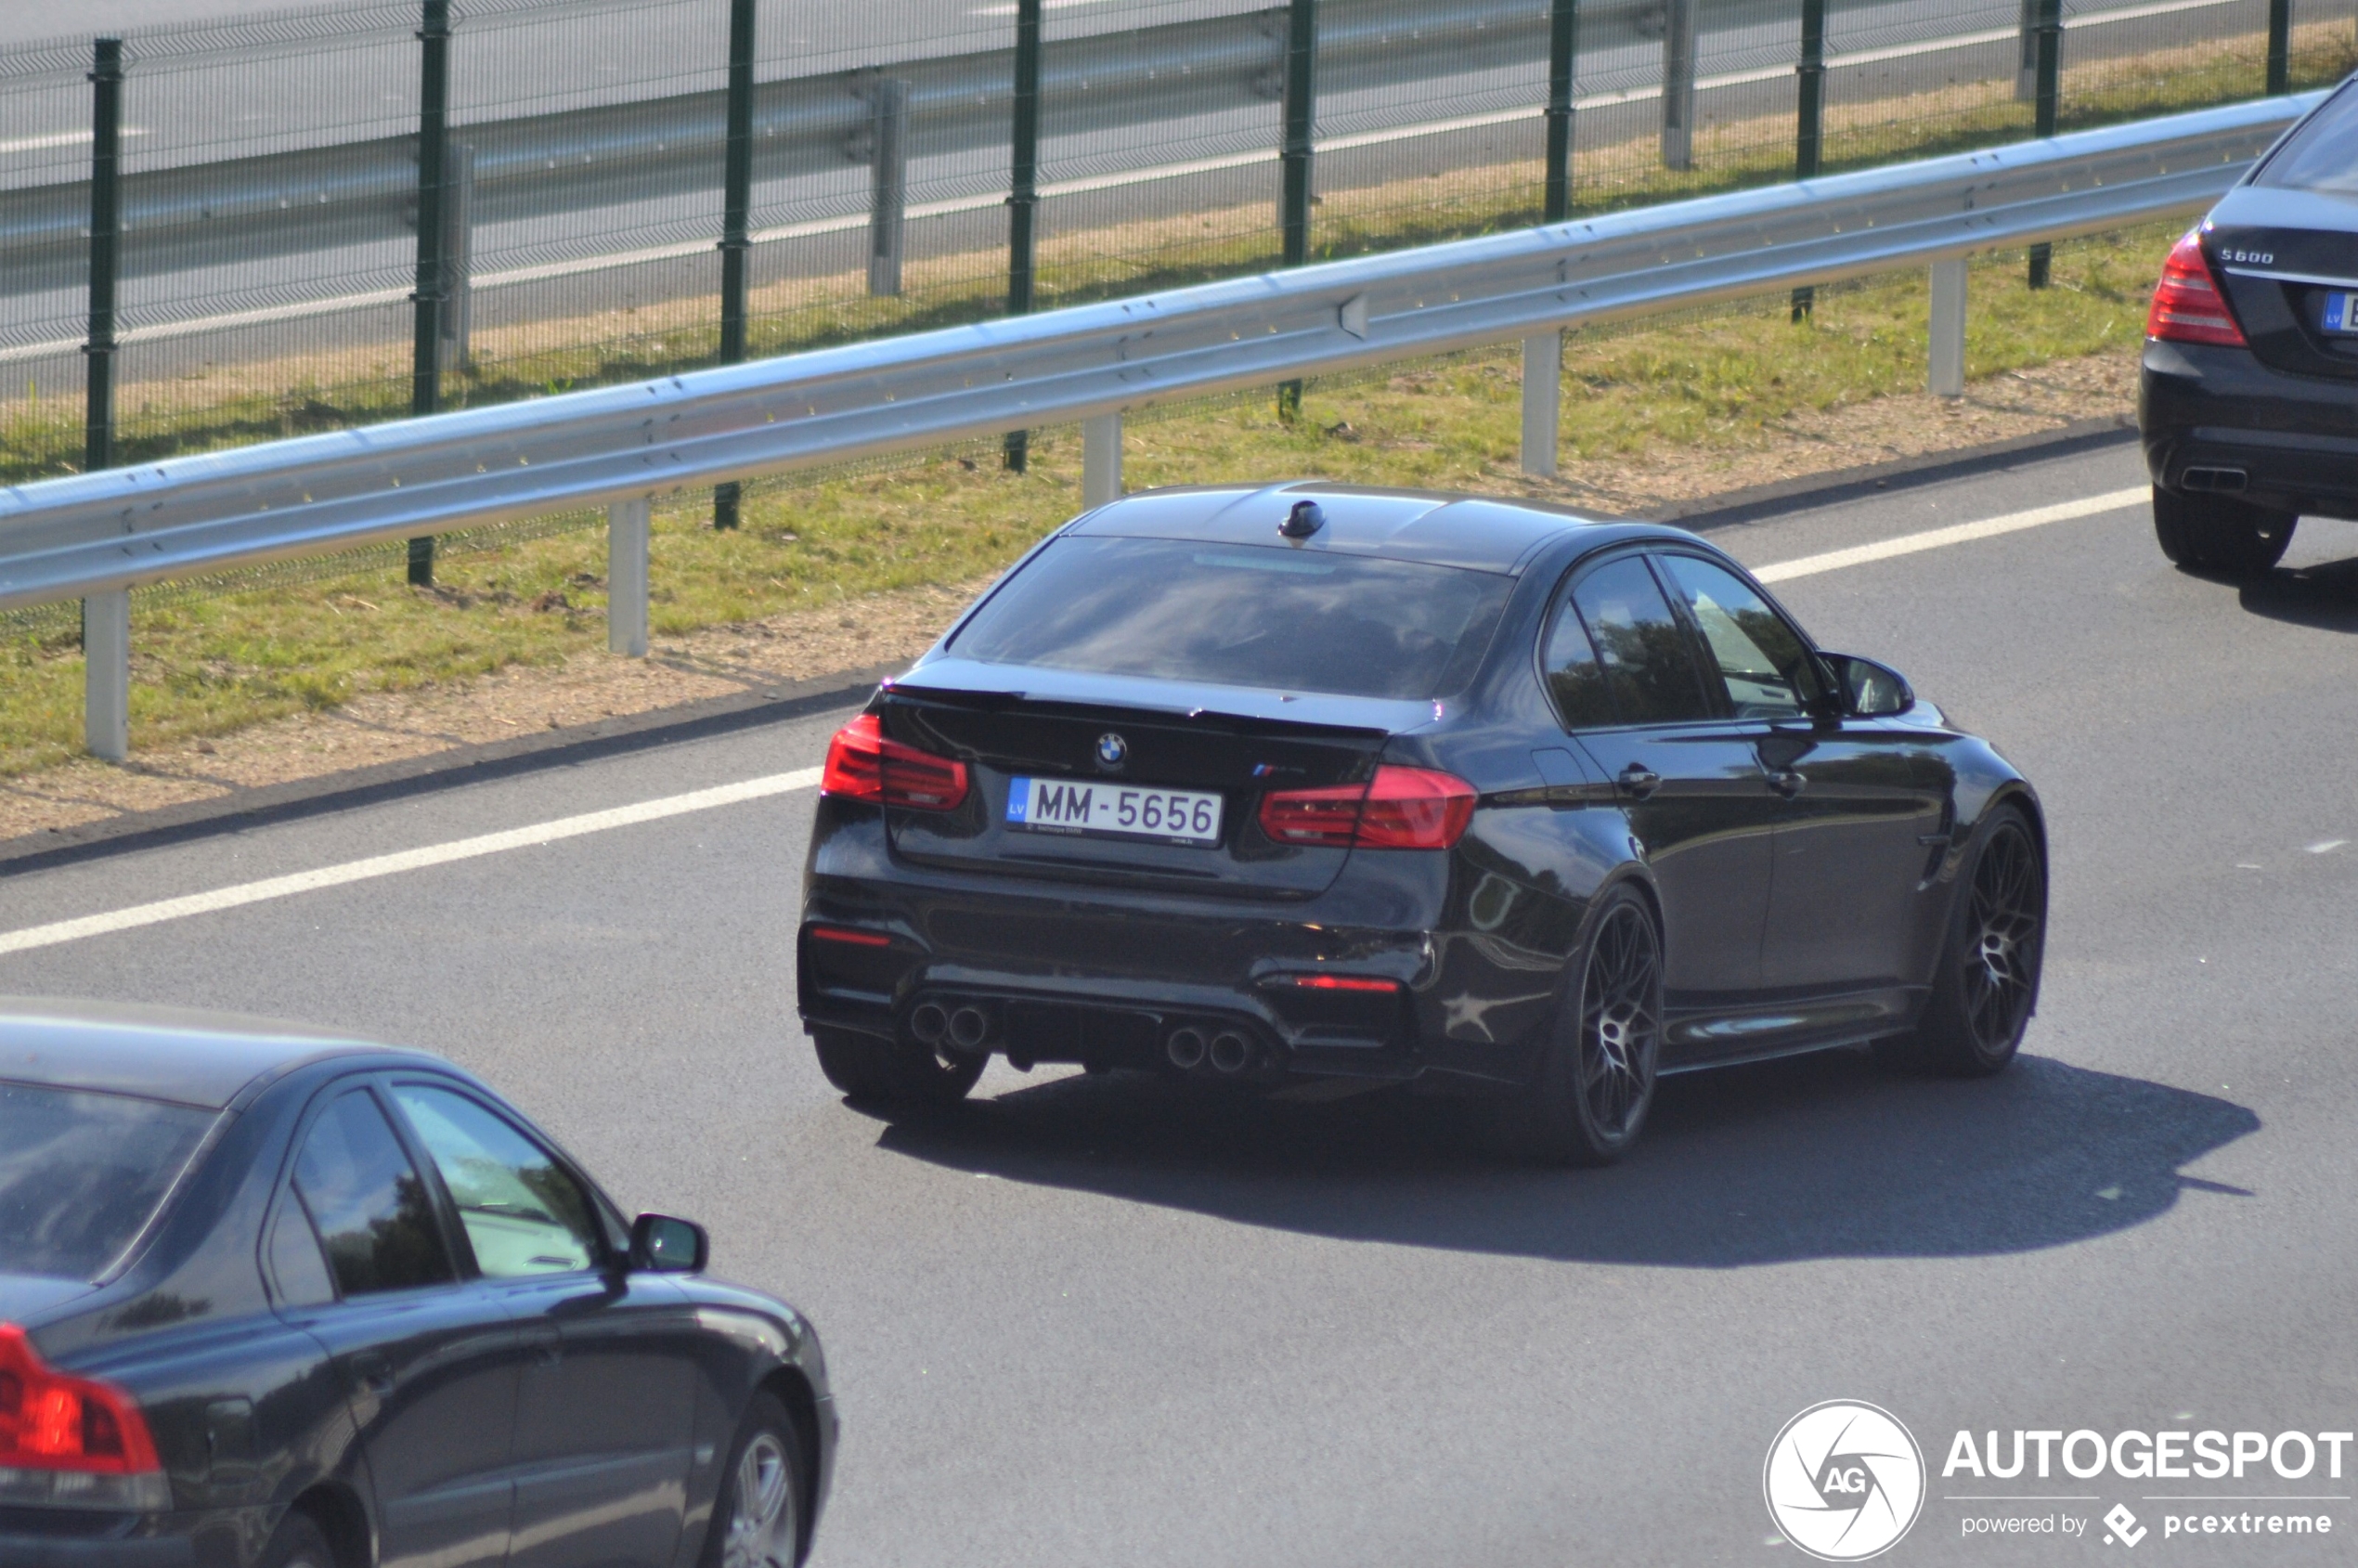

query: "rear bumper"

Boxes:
[2140, 339, 2358, 518]
[0, 1512, 201, 1566]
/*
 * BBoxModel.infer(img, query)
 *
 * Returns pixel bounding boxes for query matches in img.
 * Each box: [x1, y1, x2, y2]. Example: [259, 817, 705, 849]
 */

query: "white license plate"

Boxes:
[1004, 777, 1224, 845]
[2326, 292, 2358, 334]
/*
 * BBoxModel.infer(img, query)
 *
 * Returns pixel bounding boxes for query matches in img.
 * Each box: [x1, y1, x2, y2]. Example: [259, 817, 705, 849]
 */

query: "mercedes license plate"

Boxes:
[1005, 777, 1223, 845]
[2324, 292, 2358, 334]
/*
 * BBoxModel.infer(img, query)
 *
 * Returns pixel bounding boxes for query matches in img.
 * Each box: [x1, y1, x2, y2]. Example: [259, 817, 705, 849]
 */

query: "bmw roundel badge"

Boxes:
[1095, 732, 1128, 770]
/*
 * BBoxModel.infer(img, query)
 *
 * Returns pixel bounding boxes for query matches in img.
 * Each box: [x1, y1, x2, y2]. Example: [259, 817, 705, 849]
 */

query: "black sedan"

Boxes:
[2140, 73, 2358, 576]
[797, 483, 2048, 1164]
[0, 1000, 834, 1568]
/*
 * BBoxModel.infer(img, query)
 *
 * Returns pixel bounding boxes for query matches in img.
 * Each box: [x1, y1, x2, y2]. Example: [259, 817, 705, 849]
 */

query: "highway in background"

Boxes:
[2, 439, 2352, 1563]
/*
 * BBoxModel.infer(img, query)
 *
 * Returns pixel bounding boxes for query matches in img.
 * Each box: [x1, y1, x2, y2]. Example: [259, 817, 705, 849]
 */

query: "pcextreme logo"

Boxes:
[1765, 1401, 1928, 1562]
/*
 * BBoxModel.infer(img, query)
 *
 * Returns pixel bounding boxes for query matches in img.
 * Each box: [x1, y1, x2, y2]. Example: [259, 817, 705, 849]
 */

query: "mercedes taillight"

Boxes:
[2146, 229, 2248, 347]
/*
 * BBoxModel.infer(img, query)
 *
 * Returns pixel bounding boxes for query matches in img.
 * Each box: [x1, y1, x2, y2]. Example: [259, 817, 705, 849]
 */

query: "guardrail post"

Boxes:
[714, 0, 756, 529]
[84, 588, 129, 762]
[1521, 333, 1561, 476]
[2266, 0, 2291, 94]
[408, 0, 452, 588]
[1792, 0, 1824, 321]
[1004, 0, 1043, 473]
[1276, 0, 1316, 421]
[1543, 0, 1577, 224]
[868, 78, 910, 297]
[1928, 258, 1967, 397]
[607, 498, 650, 657]
[2027, 0, 2062, 289]
[1661, 0, 1697, 172]
[1082, 412, 1122, 508]
[84, 37, 123, 483]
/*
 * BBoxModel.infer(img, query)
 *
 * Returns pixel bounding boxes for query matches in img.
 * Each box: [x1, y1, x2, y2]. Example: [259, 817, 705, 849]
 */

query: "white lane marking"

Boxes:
[2311, 839, 2349, 854]
[0, 767, 823, 959]
[1752, 486, 2147, 583]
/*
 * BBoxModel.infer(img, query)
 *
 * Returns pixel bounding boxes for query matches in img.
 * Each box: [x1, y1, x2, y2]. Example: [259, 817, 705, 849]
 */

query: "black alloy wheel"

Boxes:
[1503, 883, 1664, 1166]
[811, 1026, 984, 1104]
[703, 1392, 808, 1568]
[1885, 805, 2045, 1077]
[2152, 486, 2295, 577]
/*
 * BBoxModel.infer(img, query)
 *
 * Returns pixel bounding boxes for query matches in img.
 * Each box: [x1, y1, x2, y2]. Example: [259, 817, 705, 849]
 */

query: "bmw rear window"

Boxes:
[2254, 83, 2358, 194]
[947, 537, 1513, 699]
[0, 1082, 215, 1281]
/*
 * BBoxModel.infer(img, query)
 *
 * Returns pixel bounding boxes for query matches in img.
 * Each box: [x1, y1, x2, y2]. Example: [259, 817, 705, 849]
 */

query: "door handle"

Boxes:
[1767, 768, 1807, 797]
[1616, 764, 1662, 799]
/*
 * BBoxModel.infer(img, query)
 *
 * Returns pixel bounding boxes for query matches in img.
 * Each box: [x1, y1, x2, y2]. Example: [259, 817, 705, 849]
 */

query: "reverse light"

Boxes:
[0, 1323, 169, 1511]
[820, 714, 970, 810]
[2146, 229, 2248, 347]
[1258, 765, 1477, 850]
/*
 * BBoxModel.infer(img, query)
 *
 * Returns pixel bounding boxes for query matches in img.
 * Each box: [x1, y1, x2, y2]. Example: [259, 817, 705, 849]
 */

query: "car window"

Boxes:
[388, 1085, 600, 1278]
[0, 1082, 217, 1282]
[2253, 81, 2358, 194]
[1567, 556, 1716, 726]
[1540, 595, 1617, 729]
[266, 1196, 336, 1308]
[292, 1089, 456, 1298]
[1654, 554, 1820, 720]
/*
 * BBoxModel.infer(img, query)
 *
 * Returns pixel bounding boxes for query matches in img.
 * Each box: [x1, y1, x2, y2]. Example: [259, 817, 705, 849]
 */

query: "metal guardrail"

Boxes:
[0, 92, 2318, 757]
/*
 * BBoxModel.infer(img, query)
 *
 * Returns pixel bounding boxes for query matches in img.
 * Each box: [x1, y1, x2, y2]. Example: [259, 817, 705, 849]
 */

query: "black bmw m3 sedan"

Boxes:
[0, 1001, 834, 1568]
[798, 483, 2048, 1164]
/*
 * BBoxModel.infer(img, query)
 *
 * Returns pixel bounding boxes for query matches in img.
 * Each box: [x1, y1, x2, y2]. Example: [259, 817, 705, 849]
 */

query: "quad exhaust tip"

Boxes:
[947, 1006, 991, 1051]
[1165, 1026, 1208, 1070]
[910, 1003, 949, 1045]
[1208, 1031, 1252, 1074]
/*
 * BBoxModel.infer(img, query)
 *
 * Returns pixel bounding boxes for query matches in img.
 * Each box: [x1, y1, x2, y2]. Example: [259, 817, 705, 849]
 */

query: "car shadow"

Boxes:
[858, 1051, 2257, 1267]
[2231, 553, 2358, 634]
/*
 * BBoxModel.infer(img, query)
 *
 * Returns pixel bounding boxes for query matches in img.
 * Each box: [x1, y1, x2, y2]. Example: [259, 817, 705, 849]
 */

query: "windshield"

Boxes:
[0, 1082, 216, 1281]
[947, 537, 1513, 700]
[2255, 83, 2358, 195]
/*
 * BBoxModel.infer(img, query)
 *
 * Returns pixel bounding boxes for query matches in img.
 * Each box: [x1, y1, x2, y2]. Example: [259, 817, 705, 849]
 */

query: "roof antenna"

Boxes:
[1278, 500, 1325, 539]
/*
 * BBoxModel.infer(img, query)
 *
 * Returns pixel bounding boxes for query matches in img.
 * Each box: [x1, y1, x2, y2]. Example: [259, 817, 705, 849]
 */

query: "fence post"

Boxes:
[1661, 0, 1697, 171]
[1082, 412, 1122, 508]
[1276, 0, 1316, 421]
[868, 79, 910, 297]
[84, 37, 123, 482]
[441, 142, 474, 371]
[2266, 0, 2291, 94]
[714, 0, 755, 529]
[1792, 0, 1824, 321]
[2027, 0, 2061, 288]
[1928, 258, 1967, 397]
[408, 0, 451, 588]
[1521, 331, 1561, 477]
[2015, 0, 2039, 100]
[1543, 0, 1577, 225]
[84, 587, 130, 762]
[608, 499, 651, 657]
[1004, 0, 1042, 473]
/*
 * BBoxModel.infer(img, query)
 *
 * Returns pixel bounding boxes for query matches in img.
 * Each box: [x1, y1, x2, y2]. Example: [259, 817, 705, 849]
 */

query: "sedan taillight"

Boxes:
[0, 1323, 169, 1510]
[1258, 765, 1477, 850]
[821, 714, 969, 811]
[2146, 229, 2248, 347]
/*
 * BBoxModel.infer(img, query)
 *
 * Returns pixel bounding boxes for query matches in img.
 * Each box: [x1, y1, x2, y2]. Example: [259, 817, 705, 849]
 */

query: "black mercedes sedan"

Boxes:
[0, 1000, 834, 1568]
[797, 482, 2048, 1164]
[2139, 75, 2357, 576]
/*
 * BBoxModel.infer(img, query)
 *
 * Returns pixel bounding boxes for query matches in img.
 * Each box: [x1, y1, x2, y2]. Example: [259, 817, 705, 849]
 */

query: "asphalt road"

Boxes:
[3, 436, 2355, 1565]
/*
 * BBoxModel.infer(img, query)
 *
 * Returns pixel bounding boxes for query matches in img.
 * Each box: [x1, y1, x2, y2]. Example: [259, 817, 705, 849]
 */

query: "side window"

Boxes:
[1655, 554, 1821, 720]
[266, 1196, 336, 1308]
[292, 1089, 456, 1299]
[388, 1085, 601, 1278]
[1567, 556, 1717, 726]
[1541, 595, 1617, 729]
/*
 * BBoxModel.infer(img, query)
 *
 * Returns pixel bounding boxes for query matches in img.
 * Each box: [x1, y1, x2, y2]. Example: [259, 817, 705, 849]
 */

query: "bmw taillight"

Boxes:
[0, 1323, 169, 1510]
[1258, 765, 1477, 850]
[2146, 229, 2248, 347]
[820, 714, 969, 811]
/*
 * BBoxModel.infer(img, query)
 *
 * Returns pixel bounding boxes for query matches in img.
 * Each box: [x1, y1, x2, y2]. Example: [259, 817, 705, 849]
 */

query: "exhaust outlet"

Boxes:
[909, 1003, 949, 1046]
[1209, 1031, 1251, 1074]
[947, 1006, 991, 1051]
[1165, 1027, 1207, 1070]
[2183, 466, 2248, 493]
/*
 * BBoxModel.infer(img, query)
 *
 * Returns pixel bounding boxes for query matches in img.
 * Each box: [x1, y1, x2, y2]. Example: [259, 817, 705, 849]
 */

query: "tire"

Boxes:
[1882, 805, 2045, 1077]
[1497, 883, 1664, 1166]
[2152, 486, 2294, 577]
[810, 1027, 983, 1104]
[701, 1391, 809, 1568]
[257, 1511, 337, 1568]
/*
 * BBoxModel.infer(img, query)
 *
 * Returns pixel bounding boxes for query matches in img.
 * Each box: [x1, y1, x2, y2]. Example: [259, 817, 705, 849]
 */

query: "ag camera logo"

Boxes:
[1765, 1401, 1926, 1562]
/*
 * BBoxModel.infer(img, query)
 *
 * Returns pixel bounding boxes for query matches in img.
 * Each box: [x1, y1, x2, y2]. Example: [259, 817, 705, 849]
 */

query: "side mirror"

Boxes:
[629, 1212, 708, 1274]
[1820, 654, 1914, 718]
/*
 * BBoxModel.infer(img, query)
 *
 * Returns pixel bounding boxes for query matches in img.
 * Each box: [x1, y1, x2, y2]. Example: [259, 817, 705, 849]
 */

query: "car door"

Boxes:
[1543, 551, 1781, 1017]
[277, 1082, 521, 1568]
[1652, 551, 1951, 997]
[384, 1081, 698, 1568]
